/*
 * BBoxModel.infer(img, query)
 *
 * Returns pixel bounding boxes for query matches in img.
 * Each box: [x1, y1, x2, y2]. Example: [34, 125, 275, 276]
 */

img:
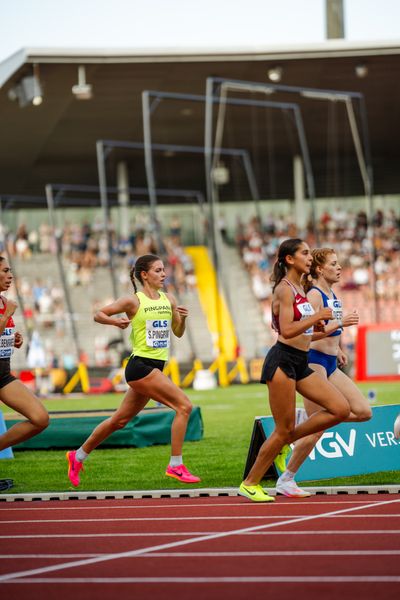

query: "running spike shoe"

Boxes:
[276, 478, 311, 498]
[165, 464, 201, 483]
[238, 482, 275, 502]
[66, 450, 84, 487]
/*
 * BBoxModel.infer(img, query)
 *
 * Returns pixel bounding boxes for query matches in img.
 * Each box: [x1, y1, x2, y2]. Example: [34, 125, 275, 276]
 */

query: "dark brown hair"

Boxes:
[271, 238, 305, 292]
[129, 254, 161, 293]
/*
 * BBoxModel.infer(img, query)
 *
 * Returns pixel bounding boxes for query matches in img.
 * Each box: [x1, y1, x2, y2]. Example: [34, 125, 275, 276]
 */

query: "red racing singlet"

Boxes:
[272, 278, 314, 336]
[0, 301, 15, 360]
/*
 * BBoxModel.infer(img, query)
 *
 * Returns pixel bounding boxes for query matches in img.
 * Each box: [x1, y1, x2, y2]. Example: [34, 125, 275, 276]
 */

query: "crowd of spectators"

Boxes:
[1, 206, 399, 369]
[0, 215, 197, 368]
[235, 207, 400, 353]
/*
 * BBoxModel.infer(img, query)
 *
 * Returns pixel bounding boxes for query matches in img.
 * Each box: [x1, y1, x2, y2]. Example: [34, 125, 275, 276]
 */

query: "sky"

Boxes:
[0, 0, 399, 64]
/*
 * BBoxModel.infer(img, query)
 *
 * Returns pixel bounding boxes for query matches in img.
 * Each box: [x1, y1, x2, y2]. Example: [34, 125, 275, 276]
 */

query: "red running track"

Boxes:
[0, 494, 399, 600]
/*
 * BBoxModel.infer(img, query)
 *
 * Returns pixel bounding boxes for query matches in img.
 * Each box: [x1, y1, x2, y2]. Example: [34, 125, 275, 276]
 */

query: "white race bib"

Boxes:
[327, 298, 343, 321]
[145, 319, 170, 349]
[0, 327, 15, 358]
[298, 302, 314, 336]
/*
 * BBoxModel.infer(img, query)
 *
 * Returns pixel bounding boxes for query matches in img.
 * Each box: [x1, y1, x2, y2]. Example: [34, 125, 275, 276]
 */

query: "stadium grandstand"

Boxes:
[1, 34, 400, 389]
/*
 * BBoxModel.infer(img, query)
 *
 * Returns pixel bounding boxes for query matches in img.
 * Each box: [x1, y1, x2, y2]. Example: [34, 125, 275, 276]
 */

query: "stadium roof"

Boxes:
[1, 40, 399, 203]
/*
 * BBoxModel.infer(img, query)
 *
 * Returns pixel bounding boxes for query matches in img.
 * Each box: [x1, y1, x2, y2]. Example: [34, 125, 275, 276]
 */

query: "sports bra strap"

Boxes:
[282, 278, 297, 296]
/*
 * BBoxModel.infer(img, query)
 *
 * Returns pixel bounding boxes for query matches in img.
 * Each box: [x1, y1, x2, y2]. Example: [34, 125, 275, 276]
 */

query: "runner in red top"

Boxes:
[0, 256, 49, 477]
[239, 238, 351, 502]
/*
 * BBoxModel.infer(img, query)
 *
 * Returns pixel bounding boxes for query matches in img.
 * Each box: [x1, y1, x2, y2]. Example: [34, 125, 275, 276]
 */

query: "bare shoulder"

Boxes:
[307, 287, 323, 306]
[274, 280, 292, 302]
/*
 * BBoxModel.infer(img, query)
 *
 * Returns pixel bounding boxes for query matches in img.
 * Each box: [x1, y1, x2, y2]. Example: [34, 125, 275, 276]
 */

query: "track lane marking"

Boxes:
[3, 529, 400, 539]
[3, 513, 399, 524]
[4, 576, 400, 584]
[0, 497, 399, 582]
[2, 550, 400, 558]
[0, 499, 392, 512]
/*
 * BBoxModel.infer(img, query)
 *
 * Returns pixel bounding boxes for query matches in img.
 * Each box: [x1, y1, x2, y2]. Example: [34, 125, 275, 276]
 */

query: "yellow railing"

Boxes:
[185, 245, 238, 361]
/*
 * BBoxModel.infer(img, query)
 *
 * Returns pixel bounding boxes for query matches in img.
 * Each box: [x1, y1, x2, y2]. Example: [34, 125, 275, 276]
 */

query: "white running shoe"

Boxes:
[276, 478, 311, 498]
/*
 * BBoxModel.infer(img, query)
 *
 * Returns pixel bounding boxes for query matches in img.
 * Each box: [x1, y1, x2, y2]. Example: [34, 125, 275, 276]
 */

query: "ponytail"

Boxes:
[129, 254, 161, 292]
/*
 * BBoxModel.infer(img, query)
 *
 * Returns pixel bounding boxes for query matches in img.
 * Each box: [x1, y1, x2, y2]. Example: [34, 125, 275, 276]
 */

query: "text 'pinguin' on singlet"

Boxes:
[0, 300, 15, 359]
[310, 285, 343, 337]
[272, 278, 315, 336]
[129, 290, 172, 361]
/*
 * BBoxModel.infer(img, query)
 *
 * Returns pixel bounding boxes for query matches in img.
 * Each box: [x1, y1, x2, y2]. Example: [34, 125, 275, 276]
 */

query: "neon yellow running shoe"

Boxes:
[238, 482, 275, 502]
[274, 444, 291, 474]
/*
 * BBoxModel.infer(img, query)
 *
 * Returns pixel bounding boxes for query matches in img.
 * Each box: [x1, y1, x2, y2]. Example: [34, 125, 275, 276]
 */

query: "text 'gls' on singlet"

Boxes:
[310, 285, 343, 337]
[0, 300, 15, 359]
[272, 278, 314, 336]
[129, 291, 172, 361]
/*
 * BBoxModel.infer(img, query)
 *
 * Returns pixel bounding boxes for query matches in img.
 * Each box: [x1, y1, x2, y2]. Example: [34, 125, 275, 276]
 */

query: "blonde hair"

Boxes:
[304, 248, 336, 292]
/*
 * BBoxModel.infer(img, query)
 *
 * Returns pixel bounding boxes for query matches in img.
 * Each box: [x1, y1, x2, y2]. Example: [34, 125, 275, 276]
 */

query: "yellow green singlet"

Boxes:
[129, 291, 172, 361]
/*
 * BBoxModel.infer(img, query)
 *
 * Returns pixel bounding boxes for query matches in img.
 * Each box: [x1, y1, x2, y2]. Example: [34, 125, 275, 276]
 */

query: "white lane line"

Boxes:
[2, 550, 400, 559]
[4, 576, 400, 584]
[3, 529, 400, 539]
[2, 514, 399, 524]
[0, 500, 388, 512]
[0, 497, 398, 583]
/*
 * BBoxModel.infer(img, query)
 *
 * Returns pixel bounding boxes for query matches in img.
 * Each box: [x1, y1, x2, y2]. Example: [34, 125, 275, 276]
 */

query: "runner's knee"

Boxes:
[111, 416, 130, 430]
[176, 395, 192, 419]
[334, 401, 351, 421]
[31, 410, 49, 430]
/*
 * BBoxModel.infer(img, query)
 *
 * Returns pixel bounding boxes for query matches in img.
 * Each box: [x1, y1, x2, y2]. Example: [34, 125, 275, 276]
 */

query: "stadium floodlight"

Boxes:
[267, 66, 283, 82]
[8, 64, 43, 107]
[72, 65, 93, 100]
[355, 64, 368, 78]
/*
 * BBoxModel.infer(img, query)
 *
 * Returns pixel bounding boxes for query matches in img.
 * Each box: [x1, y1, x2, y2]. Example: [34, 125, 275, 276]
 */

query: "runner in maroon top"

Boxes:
[239, 238, 351, 502]
[0, 256, 49, 473]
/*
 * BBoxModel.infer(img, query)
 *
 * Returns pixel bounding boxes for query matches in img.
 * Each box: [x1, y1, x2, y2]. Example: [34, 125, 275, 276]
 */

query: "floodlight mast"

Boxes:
[96, 140, 120, 302]
[207, 76, 378, 321]
[207, 78, 318, 243]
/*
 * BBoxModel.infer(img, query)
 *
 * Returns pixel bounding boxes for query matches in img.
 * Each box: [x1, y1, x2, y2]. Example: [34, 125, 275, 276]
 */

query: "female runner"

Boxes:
[0, 256, 49, 461]
[239, 238, 350, 502]
[275, 247, 372, 497]
[66, 254, 200, 486]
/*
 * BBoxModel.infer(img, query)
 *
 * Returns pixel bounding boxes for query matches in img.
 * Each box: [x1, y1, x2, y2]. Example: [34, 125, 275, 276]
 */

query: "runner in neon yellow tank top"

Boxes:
[66, 254, 200, 486]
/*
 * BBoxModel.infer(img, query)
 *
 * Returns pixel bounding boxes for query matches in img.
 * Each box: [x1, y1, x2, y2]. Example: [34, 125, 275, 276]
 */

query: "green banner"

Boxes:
[259, 404, 400, 481]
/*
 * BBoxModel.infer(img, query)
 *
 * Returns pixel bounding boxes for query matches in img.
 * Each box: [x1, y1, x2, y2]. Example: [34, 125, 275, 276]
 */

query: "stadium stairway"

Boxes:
[217, 244, 271, 359]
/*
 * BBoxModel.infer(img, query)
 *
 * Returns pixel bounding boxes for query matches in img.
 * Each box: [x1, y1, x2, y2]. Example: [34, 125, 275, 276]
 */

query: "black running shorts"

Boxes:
[260, 341, 313, 383]
[124, 355, 165, 382]
[0, 359, 17, 389]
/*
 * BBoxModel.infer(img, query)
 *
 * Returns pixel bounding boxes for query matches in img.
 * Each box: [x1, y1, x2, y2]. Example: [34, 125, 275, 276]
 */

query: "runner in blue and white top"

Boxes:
[275, 248, 372, 498]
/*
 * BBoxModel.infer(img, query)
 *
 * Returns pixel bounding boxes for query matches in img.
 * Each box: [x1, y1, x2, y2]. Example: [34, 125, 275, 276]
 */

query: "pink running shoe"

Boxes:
[66, 450, 84, 487]
[165, 464, 201, 483]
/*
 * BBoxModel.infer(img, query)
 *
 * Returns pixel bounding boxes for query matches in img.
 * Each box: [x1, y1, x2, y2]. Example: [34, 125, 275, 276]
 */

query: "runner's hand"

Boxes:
[342, 310, 359, 327]
[114, 317, 131, 329]
[176, 306, 188, 319]
[14, 331, 23, 348]
[317, 307, 333, 321]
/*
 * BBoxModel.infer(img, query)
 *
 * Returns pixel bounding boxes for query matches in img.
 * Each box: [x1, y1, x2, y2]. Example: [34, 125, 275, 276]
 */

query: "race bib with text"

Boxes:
[145, 319, 171, 348]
